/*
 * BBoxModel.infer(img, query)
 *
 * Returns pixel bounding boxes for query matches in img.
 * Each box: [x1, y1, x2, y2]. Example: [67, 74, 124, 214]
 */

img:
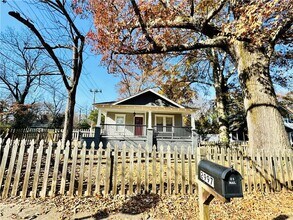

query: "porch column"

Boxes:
[96, 109, 102, 127]
[191, 112, 196, 130]
[147, 111, 153, 151]
[148, 111, 152, 129]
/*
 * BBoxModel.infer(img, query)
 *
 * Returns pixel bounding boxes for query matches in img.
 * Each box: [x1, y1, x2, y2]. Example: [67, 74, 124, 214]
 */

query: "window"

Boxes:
[155, 115, 174, 132]
[166, 117, 173, 132]
[115, 114, 125, 132]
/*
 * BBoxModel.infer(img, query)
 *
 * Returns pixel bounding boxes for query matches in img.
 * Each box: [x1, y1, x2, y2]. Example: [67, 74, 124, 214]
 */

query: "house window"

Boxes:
[115, 114, 125, 132]
[155, 115, 174, 132]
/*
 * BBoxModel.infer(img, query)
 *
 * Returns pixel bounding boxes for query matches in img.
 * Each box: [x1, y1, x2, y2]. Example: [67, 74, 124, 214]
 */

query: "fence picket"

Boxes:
[69, 143, 78, 197]
[239, 149, 245, 191]
[78, 144, 86, 197]
[137, 144, 142, 194]
[167, 146, 171, 195]
[104, 146, 111, 196]
[31, 140, 44, 199]
[159, 145, 164, 195]
[41, 141, 53, 198]
[174, 146, 178, 194]
[128, 145, 134, 195]
[113, 145, 118, 195]
[121, 144, 126, 195]
[21, 140, 35, 199]
[278, 150, 285, 190]
[94, 143, 103, 195]
[284, 150, 292, 190]
[0, 139, 11, 192]
[86, 142, 95, 196]
[269, 150, 277, 191]
[188, 147, 192, 194]
[181, 146, 185, 194]
[50, 141, 62, 197]
[11, 140, 26, 197]
[152, 145, 156, 194]
[246, 153, 251, 192]
[256, 150, 263, 192]
[60, 143, 70, 195]
[2, 139, 19, 199]
[145, 146, 149, 193]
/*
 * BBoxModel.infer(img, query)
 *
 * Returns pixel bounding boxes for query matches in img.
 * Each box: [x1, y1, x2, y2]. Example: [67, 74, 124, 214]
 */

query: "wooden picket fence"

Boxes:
[0, 138, 292, 200]
[202, 146, 293, 192]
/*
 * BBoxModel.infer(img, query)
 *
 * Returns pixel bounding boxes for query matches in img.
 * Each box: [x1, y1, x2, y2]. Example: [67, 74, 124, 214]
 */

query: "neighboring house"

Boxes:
[230, 106, 293, 146]
[284, 117, 293, 146]
[93, 89, 199, 151]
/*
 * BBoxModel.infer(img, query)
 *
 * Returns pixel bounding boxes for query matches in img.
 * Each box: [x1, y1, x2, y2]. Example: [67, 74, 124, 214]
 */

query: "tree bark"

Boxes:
[214, 72, 229, 144]
[62, 87, 77, 146]
[231, 41, 290, 150]
[211, 51, 230, 144]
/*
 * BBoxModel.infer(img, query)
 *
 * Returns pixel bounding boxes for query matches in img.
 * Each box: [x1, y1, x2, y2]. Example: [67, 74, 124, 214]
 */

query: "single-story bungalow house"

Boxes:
[93, 89, 199, 151]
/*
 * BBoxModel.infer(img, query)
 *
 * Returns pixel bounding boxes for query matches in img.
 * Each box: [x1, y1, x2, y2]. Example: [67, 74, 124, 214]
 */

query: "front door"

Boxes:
[135, 117, 143, 136]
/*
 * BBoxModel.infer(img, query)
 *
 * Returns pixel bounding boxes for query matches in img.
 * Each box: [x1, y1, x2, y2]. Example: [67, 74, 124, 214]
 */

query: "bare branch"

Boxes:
[9, 11, 71, 90]
[25, 45, 72, 50]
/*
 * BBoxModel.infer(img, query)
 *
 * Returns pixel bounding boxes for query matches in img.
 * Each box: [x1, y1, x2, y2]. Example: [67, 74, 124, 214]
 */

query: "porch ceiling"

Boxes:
[94, 104, 197, 114]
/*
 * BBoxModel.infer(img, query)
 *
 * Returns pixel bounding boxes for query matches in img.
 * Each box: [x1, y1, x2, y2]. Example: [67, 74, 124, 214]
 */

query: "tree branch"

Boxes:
[117, 36, 227, 55]
[205, 0, 227, 25]
[55, 0, 83, 38]
[271, 16, 293, 44]
[25, 45, 72, 50]
[130, 0, 158, 49]
[9, 11, 71, 90]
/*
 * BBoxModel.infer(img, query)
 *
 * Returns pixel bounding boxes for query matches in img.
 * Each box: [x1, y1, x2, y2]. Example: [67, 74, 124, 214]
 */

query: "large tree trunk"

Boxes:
[232, 41, 290, 150]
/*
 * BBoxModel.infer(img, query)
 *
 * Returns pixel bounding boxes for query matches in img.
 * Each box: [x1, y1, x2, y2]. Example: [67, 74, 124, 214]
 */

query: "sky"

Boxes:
[0, 1, 120, 114]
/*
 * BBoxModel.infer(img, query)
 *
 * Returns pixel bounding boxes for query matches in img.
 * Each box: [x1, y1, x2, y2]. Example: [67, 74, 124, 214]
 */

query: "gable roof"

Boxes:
[113, 89, 185, 108]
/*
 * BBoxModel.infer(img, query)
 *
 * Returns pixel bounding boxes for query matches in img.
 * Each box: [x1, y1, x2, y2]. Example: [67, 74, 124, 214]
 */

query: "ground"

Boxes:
[0, 191, 292, 219]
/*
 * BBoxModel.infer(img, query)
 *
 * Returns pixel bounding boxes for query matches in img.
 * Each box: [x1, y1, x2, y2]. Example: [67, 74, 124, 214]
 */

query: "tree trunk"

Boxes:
[211, 51, 230, 144]
[62, 87, 77, 146]
[232, 41, 290, 150]
[214, 80, 229, 144]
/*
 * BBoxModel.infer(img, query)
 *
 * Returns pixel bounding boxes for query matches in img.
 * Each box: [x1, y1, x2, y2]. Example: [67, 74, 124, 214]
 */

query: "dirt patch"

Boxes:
[0, 191, 292, 219]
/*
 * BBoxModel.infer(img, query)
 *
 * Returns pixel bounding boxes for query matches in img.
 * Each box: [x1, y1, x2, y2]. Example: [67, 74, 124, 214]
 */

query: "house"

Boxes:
[93, 89, 199, 151]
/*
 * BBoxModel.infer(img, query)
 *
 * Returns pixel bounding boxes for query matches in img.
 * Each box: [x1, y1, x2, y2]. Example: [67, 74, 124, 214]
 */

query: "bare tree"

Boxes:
[0, 28, 53, 127]
[6, 0, 88, 143]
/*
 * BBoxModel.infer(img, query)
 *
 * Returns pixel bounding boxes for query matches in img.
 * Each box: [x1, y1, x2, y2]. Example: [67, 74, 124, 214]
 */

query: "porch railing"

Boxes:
[101, 124, 147, 137]
[154, 126, 192, 139]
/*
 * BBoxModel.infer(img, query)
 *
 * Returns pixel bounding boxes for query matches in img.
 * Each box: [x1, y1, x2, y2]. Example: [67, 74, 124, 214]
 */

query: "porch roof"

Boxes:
[94, 104, 197, 114]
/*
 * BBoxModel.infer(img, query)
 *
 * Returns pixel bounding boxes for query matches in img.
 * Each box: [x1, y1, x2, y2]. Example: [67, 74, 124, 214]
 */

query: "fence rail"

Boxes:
[0, 138, 292, 199]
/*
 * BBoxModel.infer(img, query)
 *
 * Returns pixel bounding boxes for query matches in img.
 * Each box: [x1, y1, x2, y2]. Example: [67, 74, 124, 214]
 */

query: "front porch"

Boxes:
[100, 124, 192, 139]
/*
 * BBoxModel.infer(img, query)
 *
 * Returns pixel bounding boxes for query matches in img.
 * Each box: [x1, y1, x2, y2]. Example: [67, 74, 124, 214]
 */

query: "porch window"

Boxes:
[166, 117, 173, 132]
[115, 114, 125, 132]
[155, 115, 174, 132]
